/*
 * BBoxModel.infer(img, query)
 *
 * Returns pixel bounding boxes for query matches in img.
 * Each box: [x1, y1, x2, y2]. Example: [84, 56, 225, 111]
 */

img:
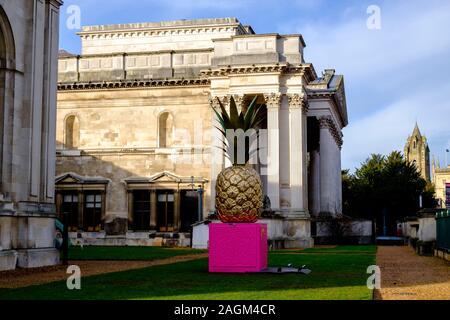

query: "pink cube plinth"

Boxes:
[208, 223, 268, 273]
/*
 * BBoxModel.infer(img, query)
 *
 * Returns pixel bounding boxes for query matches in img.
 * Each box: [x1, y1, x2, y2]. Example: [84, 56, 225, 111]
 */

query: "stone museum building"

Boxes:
[0, 0, 63, 271]
[432, 159, 450, 209]
[56, 18, 348, 247]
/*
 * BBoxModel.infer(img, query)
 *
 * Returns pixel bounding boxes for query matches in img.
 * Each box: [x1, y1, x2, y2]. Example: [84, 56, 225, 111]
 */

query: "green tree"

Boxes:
[342, 151, 437, 235]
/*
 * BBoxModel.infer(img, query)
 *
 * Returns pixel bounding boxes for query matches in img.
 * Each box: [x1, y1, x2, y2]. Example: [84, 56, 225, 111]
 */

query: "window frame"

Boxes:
[83, 191, 103, 232]
[131, 190, 151, 231]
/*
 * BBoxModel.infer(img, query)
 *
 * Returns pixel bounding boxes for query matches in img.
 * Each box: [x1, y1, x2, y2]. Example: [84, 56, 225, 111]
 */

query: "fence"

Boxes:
[436, 209, 450, 251]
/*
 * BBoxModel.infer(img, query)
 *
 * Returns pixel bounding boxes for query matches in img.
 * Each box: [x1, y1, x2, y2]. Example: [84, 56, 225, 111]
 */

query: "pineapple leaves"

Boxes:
[210, 95, 265, 166]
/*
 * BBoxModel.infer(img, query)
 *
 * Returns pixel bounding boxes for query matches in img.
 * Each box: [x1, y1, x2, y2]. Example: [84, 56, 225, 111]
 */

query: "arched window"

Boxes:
[0, 7, 16, 190]
[0, 17, 6, 186]
[158, 112, 173, 148]
[65, 115, 80, 149]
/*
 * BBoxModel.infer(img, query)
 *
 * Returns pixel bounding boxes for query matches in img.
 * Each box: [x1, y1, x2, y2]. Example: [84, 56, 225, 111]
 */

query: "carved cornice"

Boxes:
[263, 93, 282, 109]
[201, 65, 286, 77]
[287, 93, 308, 114]
[78, 24, 242, 40]
[200, 63, 314, 78]
[318, 116, 343, 148]
[58, 78, 210, 91]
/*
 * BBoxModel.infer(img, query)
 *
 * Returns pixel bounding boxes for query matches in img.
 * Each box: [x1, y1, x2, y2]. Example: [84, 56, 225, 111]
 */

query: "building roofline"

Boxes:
[77, 17, 247, 35]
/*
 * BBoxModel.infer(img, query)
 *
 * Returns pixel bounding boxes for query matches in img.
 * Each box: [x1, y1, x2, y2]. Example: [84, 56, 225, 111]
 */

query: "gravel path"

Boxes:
[375, 246, 450, 300]
[0, 253, 208, 289]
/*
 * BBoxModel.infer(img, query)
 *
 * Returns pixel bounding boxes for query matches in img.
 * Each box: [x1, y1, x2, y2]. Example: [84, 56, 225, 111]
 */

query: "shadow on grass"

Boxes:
[0, 252, 375, 300]
[67, 246, 207, 261]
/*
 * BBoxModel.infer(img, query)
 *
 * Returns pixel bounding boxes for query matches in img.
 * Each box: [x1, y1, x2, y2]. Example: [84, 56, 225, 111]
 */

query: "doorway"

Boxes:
[180, 190, 199, 232]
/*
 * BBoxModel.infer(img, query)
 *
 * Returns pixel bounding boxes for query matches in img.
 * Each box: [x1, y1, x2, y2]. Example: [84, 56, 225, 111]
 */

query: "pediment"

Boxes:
[148, 171, 182, 183]
[124, 171, 208, 185]
[55, 173, 83, 184]
[55, 172, 110, 185]
[60, 177, 79, 183]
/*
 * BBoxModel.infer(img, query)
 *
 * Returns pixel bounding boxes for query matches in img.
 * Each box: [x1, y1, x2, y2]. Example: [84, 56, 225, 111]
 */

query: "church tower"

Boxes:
[404, 123, 431, 181]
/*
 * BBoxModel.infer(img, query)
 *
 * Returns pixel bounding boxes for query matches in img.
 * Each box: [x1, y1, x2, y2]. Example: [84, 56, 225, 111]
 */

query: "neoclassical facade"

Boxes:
[0, 0, 63, 271]
[56, 18, 347, 247]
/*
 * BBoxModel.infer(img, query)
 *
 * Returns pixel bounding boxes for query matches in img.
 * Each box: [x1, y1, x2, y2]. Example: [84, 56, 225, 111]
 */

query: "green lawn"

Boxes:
[284, 245, 377, 254]
[67, 246, 207, 260]
[0, 245, 376, 300]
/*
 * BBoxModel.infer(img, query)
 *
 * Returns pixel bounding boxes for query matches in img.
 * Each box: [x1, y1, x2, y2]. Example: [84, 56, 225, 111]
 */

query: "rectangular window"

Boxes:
[61, 193, 79, 232]
[84, 192, 102, 232]
[132, 190, 151, 231]
[446, 183, 450, 209]
[157, 191, 174, 232]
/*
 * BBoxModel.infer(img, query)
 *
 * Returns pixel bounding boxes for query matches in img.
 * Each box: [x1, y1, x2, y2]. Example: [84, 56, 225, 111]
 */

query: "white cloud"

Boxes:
[286, 2, 450, 81]
[278, 1, 450, 170]
[342, 82, 450, 170]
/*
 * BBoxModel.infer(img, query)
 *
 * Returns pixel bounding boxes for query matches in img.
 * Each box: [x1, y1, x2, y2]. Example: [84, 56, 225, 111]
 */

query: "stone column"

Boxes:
[336, 138, 343, 214]
[319, 116, 342, 216]
[77, 191, 84, 230]
[309, 149, 321, 216]
[150, 190, 157, 230]
[232, 94, 246, 114]
[287, 94, 308, 214]
[127, 190, 133, 230]
[173, 190, 180, 231]
[264, 93, 281, 210]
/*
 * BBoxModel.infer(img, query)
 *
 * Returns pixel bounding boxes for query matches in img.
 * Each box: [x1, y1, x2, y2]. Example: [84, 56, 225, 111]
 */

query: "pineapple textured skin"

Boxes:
[215, 165, 263, 223]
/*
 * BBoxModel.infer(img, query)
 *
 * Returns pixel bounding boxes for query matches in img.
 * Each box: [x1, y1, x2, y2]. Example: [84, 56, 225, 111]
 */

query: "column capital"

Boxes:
[263, 93, 282, 109]
[208, 96, 220, 109]
[318, 116, 343, 148]
[208, 96, 229, 109]
[287, 93, 309, 114]
[231, 94, 247, 110]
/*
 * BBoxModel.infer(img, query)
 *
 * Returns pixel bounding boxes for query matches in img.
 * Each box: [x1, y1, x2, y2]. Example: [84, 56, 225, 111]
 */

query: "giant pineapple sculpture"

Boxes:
[212, 96, 265, 223]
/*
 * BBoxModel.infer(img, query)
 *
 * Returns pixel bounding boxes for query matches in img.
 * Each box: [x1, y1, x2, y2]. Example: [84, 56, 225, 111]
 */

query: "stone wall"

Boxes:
[0, 0, 62, 270]
[418, 217, 436, 242]
[432, 167, 450, 208]
[57, 85, 213, 222]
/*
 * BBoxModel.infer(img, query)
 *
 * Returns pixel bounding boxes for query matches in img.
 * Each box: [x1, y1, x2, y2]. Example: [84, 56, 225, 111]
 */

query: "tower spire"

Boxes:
[412, 121, 421, 137]
[405, 122, 430, 181]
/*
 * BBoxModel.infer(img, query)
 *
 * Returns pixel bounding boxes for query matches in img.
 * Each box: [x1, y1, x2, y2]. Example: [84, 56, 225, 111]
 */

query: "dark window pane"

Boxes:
[180, 190, 198, 232]
[132, 190, 151, 231]
[61, 192, 79, 232]
[157, 191, 174, 232]
[84, 192, 102, 232]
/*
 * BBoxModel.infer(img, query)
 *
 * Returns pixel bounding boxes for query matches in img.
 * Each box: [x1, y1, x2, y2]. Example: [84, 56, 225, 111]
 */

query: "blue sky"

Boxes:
[59, 0, 450, 171]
